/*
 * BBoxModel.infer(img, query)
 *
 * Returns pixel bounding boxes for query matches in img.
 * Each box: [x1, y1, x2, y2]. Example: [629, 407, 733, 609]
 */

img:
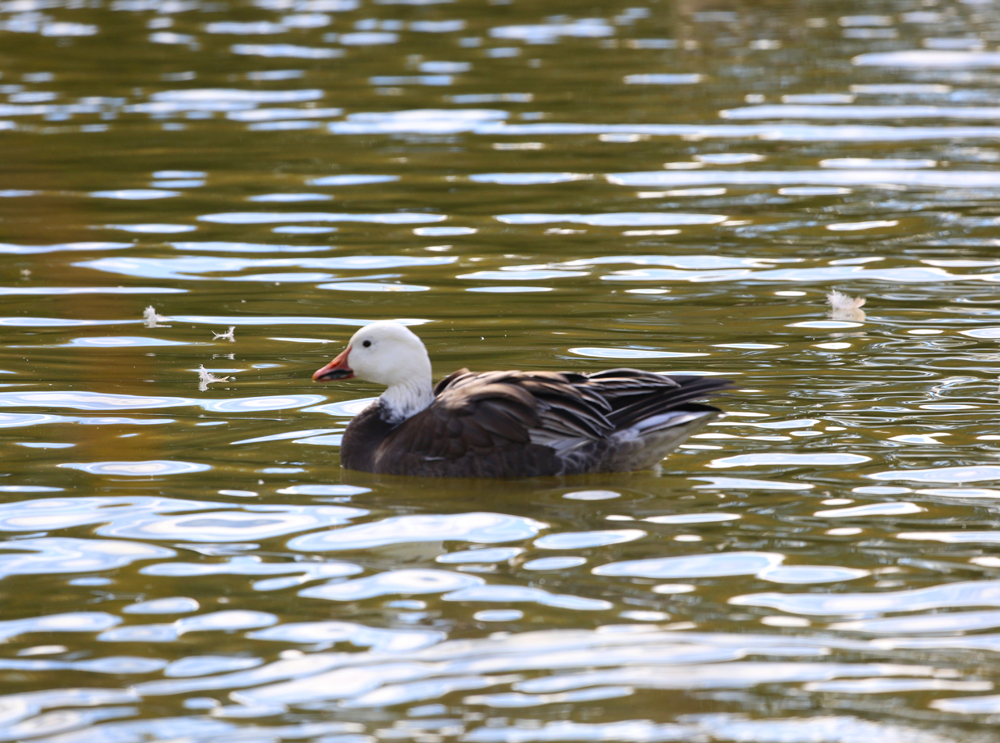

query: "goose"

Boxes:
[313, 321, 731, 478]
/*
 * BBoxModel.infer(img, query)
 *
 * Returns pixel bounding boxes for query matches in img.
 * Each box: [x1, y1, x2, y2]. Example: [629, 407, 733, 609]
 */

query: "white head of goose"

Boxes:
[313, 321, 731, 478]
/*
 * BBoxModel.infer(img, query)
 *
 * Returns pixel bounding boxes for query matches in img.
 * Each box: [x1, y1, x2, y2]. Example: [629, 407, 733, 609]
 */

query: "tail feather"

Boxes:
[606, 376, 733, 431]
[604, 409, 721, 471]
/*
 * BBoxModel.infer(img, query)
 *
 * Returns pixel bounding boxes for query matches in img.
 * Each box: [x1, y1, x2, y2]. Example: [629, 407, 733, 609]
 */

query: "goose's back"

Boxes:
[339, 368, 729, 477]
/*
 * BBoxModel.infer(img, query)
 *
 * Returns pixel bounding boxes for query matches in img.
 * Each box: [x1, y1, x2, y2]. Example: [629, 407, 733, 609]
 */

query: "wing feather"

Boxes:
[607, 375, 733, 430]
[371, 367, 731, 476]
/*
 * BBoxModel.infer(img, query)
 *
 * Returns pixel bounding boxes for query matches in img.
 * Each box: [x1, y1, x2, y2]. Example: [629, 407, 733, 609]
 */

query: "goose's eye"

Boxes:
[362, 340, 372, 348]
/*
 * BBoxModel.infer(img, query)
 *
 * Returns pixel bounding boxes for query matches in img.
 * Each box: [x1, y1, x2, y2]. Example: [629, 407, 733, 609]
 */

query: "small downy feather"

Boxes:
[827, 290, 866, 322]
[143, 306, 171, 328]
[197, 365, 231, 391]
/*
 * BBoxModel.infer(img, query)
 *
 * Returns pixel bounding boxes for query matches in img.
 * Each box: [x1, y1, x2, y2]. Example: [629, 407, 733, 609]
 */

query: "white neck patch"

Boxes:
[380, 379, 435, 425]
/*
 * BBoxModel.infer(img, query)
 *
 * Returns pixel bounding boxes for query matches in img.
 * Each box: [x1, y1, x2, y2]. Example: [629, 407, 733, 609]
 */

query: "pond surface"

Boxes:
[4, 0, 1000, 740]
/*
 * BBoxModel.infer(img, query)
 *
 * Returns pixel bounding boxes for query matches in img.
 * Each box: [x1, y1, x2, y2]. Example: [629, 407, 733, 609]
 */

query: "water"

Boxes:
[3, 0, 1000, 739]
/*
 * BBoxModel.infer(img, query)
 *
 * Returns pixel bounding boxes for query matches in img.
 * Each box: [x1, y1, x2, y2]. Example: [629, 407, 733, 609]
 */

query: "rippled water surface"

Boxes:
[5, 0, 1000, 740]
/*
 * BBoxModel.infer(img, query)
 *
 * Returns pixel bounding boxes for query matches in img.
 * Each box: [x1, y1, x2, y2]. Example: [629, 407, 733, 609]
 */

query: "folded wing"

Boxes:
[374, 368, 731, 476]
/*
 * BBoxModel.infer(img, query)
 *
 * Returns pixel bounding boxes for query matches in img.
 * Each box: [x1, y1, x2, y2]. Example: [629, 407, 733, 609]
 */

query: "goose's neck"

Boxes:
[380, 375, 434, 425]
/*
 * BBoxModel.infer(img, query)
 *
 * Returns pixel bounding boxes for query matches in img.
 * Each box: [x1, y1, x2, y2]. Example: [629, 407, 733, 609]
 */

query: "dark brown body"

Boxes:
[338, 368, 730, 478]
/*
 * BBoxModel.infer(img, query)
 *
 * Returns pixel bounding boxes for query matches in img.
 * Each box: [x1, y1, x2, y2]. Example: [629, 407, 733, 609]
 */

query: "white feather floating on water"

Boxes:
[827, 290, 866, 322]
[197, 364, 231, 391]
[213, 326, 236, 342]
[143, 305, 171, 328]
[827, 290, 866, 310]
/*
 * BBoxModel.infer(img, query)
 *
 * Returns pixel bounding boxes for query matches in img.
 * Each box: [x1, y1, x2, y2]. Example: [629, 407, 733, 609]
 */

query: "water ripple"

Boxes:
[488, 122, 1000, 141]
[496, 212, 726, 226]
[0, 497, 368, 555]
[0, 241, 132, 255]
[141, 555, 362, 591]
[0, 688, 138, 742]
[63, 336, 189, 348]
[124, 597, 200, 615]
[469, 173, 590, 185]
[60, 461, 211, 476]
[79, 255, 455, 280]
[708, 453, 870, 468]
[610, 169, 1000, 188]
[288, 512, 547, 552]
[231, 44, 341, 59]
[0, 538, 174, 577]
[644, 513, 740, 525]
[249, 621, 444, 651]
[594, 552, 784, 579]
[897, 531, 1000, 544]
[732, 578, 1000, 616]
[307, 174, 398, 186]
[0, 413, 67, 428]
[758, 566, 871, 585]
[868, 465, 1000, 483]
[197, 211, 446, 224]
[833, 609, 1000, 635]
[318, 281, 429, 292]
[98, 610, 278, 643]
[490, 19, 613, 42]
[0, 611, 121, 642]
[459, 269, 586, 281]
[0, 391, 332, 416]
[723, 104, 1000, 121]
[328, 108, 506, 134]
[169, 241, 326, 253]
[0, 655, 164, 675]
[522, 557, 587, 571]
[437, 547, 524, 564]
[533, 530, 646, 550]
[814, 502, 925, 517]
[0, 286, 184, 296]
[443, 585, 613, 611]
[300, 569, 483, 601]
[854, 50, 1000, 67]
[274, 484, 369, 497]
[102, 503, 364, 542]
[164, 656, 263, 677]
[150, 87, 324, 105]
[465, 716, 957, 743]
[202, 395, 327, 413]
[569, 347, 705, 359]
[0, 391, 189, 411]
[90, 189, 180, 199]
[0, 497, 214, 531]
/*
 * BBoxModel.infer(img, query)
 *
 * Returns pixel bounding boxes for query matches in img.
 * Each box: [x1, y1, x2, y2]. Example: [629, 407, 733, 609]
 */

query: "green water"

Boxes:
[3, 0, 1000, 740]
